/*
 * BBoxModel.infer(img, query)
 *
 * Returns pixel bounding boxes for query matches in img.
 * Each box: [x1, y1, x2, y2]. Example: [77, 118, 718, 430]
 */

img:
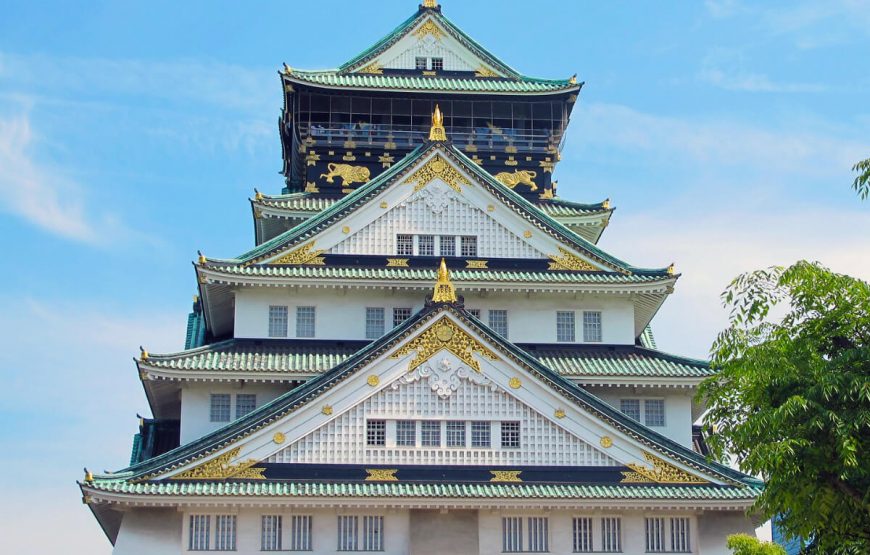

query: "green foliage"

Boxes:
[700, 261, 870, 554]
[726, 534, 786, 555]
[854, 157, 870, 200]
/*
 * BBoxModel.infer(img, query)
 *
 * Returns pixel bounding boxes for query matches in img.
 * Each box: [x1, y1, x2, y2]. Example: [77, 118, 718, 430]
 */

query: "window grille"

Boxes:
[290, 515, 313, 551]
[268, 305, 288, 337]
[502, 517, 523, 553]
[556, 311, 575, 342]
[573, 517, 593, 552]
[467, 308, 481, 319]
[488, 310, 508, 338]
[645, 517, 666, 552]
[501, 421, 521, 448]
[418, 234, 435, 256]
[366, 420, 386, 446]
[670, 517, 690, 552]
[583, 311, 602, 342]
[235, 394, 256, 418]
[261, 515, 282, 551]
[214, 515, 236, 551]
[396, 420, 416, 446]
[439, 235, 456, 256]
[189, 515, 210, 551]
[362, 515, 384, 551]
[209, 394, 231, 422]
[296, 306, 316, 338]
[431, 57, 444, 71]
[446, 421, 466, 447]
[644, 399, 666, 427]
[337, 515, 359, 551]
[620, 399, 641, 422]
[527, 517, 549, 553]
[460, 235, 478, 256]
[365, 307, 385, 339]
[600, 517, 621, 552]
[421, 420, 441, 446]
[393, 307, 412, 327]
[471, 421, 491, 448]
[397, 234, 414, 256]
[415, 57, 427, 70]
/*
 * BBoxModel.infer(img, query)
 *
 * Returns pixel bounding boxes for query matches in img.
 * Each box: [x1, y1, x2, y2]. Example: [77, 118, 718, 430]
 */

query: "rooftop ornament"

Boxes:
[432, 258, 457, 303]
[422, 0, 439, 8]
[428, 104, 447, 142]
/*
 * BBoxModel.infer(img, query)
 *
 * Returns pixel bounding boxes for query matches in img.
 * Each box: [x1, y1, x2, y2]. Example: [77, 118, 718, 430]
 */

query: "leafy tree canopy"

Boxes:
[700, 261, 870, 554]
[727, 534, 786, 555]
[854, 157, 870, 200]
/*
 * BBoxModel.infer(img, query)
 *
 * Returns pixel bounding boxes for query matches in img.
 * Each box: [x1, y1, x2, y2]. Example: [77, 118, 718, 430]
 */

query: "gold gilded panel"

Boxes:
[490, 470, 522, 483]
[269, 241, 326, 266]
[365, 468, 399, 482]
[171, 447, 265, 480]
[390, 317, 498, 373]
[548, 247, 599, 272]
[620, 452, 707, 484]
[404, 154, 470, 194]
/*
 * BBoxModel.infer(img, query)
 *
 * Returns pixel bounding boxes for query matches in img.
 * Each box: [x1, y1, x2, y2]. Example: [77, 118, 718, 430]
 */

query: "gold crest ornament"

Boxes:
[428, 104, 447, 141]
[390, 317, 498, 372]
[320, 163, 371, 186]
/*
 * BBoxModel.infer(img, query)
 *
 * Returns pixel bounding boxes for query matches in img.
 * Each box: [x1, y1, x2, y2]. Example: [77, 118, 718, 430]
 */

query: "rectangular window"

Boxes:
[460, 235, 478, 257]
[501, 421, 521, 448]
[418, 234, 435, 256]
[415, 57, 427, 70]
[471, 421, 491, 448]
[209, 394, 231, 423]
[393, 307, 412, 327]
[366, 420, 386, 446]
[431, 57, 444, 71]
[439, 235, 456, 256]
[396, 420, 416, 446]
[421, 420, 441, 447]
[620, 399, 641, 422]
[235, 394, 256, 418]
[670, 517, 691, 552]
[365, 307, 385, 340]
[502, 517, 523, 553]
[268, 305, 289, 338]
[489, 310, 508, 338]
[214, 515, 236, 551]
[583, 311, 602, 342]
[468, 308, 481, 319]
[189, 515, 210, 551]
[446, 421, 466, 447]
[296, 306, 316, 338]
[362, 515, 384, 551]
[556, 311, 576, 342]
[645, 517, 666, 552]
[397, 234, 414, 256]
[645, 399, 666, 427]
[573, 517, 593, 552]
[290, 515, 313, 551]
[601, 517, 622, 552]
[261, 515, 282, 551]
[527, 517, 549, 553]
[337, 515, 359, 551]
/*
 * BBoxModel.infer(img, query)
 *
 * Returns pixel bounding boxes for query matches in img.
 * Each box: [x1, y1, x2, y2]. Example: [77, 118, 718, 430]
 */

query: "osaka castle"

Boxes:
[80, 2, 763, 553]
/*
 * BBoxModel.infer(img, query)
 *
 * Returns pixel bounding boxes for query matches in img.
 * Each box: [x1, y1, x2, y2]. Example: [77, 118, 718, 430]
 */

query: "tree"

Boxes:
[854, 157, 870, 200]
[727, 534, 786, 555]
[699, 261, 870, 554]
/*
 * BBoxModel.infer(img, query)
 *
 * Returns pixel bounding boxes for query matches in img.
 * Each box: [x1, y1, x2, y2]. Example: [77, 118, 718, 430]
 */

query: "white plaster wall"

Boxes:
[698, 512, 758, 555]
[590, 386, 696, 449]
[234, 287, 636, 345]
[113, 508, 181, 555]
[180, 382, 292, 445]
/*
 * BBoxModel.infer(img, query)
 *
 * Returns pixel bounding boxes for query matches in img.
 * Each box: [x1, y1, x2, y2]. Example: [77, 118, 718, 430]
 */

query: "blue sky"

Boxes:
[1, 1, 868, 551]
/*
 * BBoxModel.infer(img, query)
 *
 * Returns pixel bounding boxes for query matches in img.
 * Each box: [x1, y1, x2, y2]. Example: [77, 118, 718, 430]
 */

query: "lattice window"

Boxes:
[489, 310, 508, 338]
[362, 515, 384, 551]
[366, 420, 386, 446]
[502, 517, 523, 553]
[396, 234, 414, 256]
[439, 235, 456, 256]
[620, 399, 641, 423]
[460, 235, 478, 256]
[261, 515, 282, 551]
[365, 307, 385, 340]
[467, 308, 481, 319]
[573, 517, 593, 552]
[421, 420, 441, 446]
[296, 306, 316, 338]
[557, 311, 575, 342]
[415, 57, 427, 70]
[396, 420, 416, 446]
[527, 517, 549, 553]
[418, 234, 435, 256]
[337, 516, 358, 551]
[291, 515, 313, 551]
[446, 421, 466, 447]
[431, 57, 444, 71]
[471, 421, 491, 448]
[393, 307, 412, 327]
[601, 517, 622, 552]
[189, 515, 210, 551]
[670, 517, 691, 553]
[236, 394, 256, 418]
[268, 305, 288, 338]
[583, 311, 602, 342]
[214, 515, 236, 551]
[501, 421, 521, 448]
[209, 394, 230, 422]
[645, 517, 666, 552]
[645, 399, 666, 427]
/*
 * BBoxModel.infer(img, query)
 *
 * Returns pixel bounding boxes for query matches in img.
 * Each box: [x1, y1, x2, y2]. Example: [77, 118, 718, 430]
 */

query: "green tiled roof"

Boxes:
[540, 198, 611, 218]
[86, 478, 760, 501]
[530, 346, 711, 378]
[287, 71, 576, 94]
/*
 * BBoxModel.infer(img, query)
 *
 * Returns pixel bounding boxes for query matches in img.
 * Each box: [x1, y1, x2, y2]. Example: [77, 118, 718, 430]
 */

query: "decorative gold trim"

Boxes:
[320, 163, 371, 186]
[538, 188, 554, 200]
[486, 204, 495, 212]
[474, 65, 499, 78]
[305, 150, 320, 166]
[342, 226, 350, 234]
[390, 317, 498, 373]
[495, 170, 537, 191]
[422, 70, 436, 76]
[254, 208, 263, 219]
[342, 151, 357, 162]
[508, 377, 522, 389]
[504, 144, 517, 154]
[465, 260, 488, 269]
[667, 263, 676, 276]
[304, 181, 319, 193]
[282, 63, 292, 75]
[548, 247, 599, 272]
[471, 154, 483, 165]
[321, 404, 333, 416]
[432, 258, 457, 303]
[380, 201, 389, 209]
[386, 258, 409, 267]
[538, 159, 555, 174]
[171, 447, 266, 480]
[422, 0, 438, 8]
[413, 19, 444, 41]
[428, 104, 447, 141]
[378, 154, 395, 168]
[490, 470, 522, 483]
[554, 408, 566, 419]
[569, 74, 577, 85]
[365, 468, 398, 481]
[269, 241, 326, 266]
[602, 198, 611, 210]
[599, 436, 613, 448]
[620, 451, 708, 484]
[273, 432, 286, 444]
[358, 61, 383, 74]
[504, 156, 518, 167]
[523, 230, 532, 239]
[367, 374, 380, 387]
[404, 154, 469, 193]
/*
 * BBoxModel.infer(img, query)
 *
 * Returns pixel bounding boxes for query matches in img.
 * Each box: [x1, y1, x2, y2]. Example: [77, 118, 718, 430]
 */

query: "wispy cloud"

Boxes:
[698, 67, 828, 93]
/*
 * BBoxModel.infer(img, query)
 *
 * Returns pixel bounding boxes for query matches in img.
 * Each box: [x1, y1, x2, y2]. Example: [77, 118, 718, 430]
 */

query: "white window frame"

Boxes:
[235, 393, 256, 419]
[187, 513, 237, 552]
[439, 235, 457, 257]
[261, 514, 282, 551]
[460, 235, 478, 257]
[396, 420, 416, 447]
[209, 394, 231, 423]
[420, 420, 441, 447]
[417, 234, 435, 256]
[619, 398, 641, 422]
[644, 399, 666, 427]
[583, 310, 602, 342]
[446, 421, 466, 447]
[296, 306, 316, 338]
[488, 309, 508, 338]
[366, 420, 386, 446]
[290, 514, 313, 551]
[471, 421, 491, 448]
[393, 307, 412, 327]
[500, 421, 521, 449]
[338, 514, 383, 552]
[365, 307, 385, 340]
[396, 234, 414, 256]
[620, 398, 666, 427]
[268, 305, 288, 338]
[556, 311, 576, 342]
[572, 516, 593, 553]
[600, 516, 622, 553]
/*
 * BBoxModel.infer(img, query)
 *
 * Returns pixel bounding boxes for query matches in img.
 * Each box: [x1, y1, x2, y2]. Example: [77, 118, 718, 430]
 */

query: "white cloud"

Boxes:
[698, 67, 828, 93]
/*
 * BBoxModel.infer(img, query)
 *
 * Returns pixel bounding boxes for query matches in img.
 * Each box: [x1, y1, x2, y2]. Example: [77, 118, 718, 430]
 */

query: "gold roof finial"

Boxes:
[569, 74, 577, 85]
[282, 63, 292, 75]
[139, 346, 149, 361]
[422, 0, 438, 8]
[432, 258, 457, 303]
[602, 198, 611, 210]
[429, 104, 447, 141]
[84, 468, 94, 483]
[254, 188, 263, 201]
[667, 263, 676, 276]
[198, 251, 206, 264]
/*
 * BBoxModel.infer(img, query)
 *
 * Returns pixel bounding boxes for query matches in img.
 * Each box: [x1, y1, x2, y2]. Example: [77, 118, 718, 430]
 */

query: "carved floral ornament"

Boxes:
[170, 447, 266, 481]
[390, 317, 498, 373]
[267, 241, 325, 266]
[547, 247, 600, 272]
[392, 355, 497, 399]
[412, 19, 445, 41]
[404, 154, 470, 194]
[620, 451, 708, 484]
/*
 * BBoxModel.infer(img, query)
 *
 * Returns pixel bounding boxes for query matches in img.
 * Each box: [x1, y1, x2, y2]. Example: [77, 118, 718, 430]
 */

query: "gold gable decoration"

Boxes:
[404, 154, 470, 193]
[413, 19, 445, 41]
[171, 447, 266, 481]
[269, 241, 326, 265]
[548, 247, 599, 272]
[359, 61, 383, 74]
[474, 65, 499, 78]
[620, 452, 708, 484]
[390, 317, 498, 373]
[432, 258, 457, 303]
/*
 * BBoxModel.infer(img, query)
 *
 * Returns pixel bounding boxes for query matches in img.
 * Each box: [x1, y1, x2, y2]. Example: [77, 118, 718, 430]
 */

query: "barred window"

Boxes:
[573, 517, 593, 552]
[362, 515, 384, 551]
[189, 515, 210, 551]
[670, 517, 691, 552]
[645, 517, 666, 552]
[439, 235, 456, 256]
[467, 308, 481, 319]
[365, 307, 385, 339]
[446, 421, 466, 447]
[214, 515, 236, 551]
[502, 516, 523, 553]
[337, 515, 358, 551]
[556, 311, 575, 342]
[527, 517, 549, 553]
[415, 57, 427, 70]
[471, 421, 491, 448]
[397, 234, 414, 256]
[366, 420, 386, 446]
[236, 394, 256, 418]
[421, 420, 441, 446]
[431, 57, 444, 71]
[396, 420, 416, 446]
[418, 234, 435, 256]
[393, 307, 412, 327]
[296, 306, 316, 338]
[644, 399, 666, 427]
[460, 235, 478, 256]
[620, 399, 641, 422]
[261, 515, 282, 551]
[209, 394, 231, 422]
[338, 515, 383, 552]
[501, 421, 520, 448]
[268, 305, 288, 338]
[290, 515, 313, 551]
[489, 309, 508, 338]
[601, 517, 622, 552]
[583, 311, 602, 342]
